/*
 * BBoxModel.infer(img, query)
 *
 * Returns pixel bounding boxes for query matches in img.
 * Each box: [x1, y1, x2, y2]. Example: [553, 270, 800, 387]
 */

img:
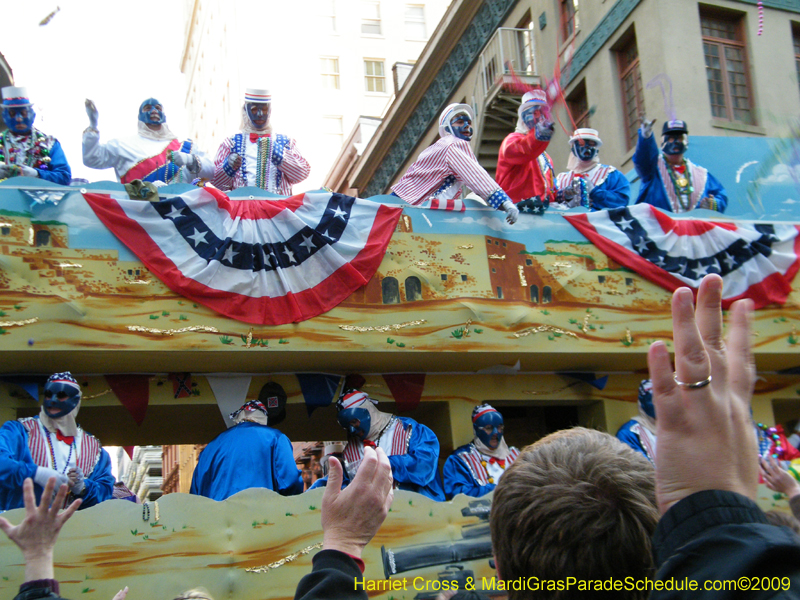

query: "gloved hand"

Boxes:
[171, 152, 201, 173]
[33, 467, 69, 491]
[85, 99, 99, 129]
[534, 119, 555, 142]
[501, 200, 519, 225]
[561, 186, 576, 201]
[20, 166, 38, 178]
[0, 165, 12, 179]
[641, 117, 656, 138]
[67, 467, 86, 496]
[228, 153, 242, 171]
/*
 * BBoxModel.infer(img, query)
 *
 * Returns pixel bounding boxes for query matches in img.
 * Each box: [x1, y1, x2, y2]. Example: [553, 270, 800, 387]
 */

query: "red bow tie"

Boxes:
[363, 440, 377, 448]
[55, 430, 74, 445]
[250, 133, 270, 143]
[488, 457, 506, 468]
[671, 164, 686, 175]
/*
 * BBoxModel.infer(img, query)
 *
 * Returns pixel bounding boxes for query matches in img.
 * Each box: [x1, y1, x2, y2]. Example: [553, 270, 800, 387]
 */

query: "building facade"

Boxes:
[181, 0, 450, 188]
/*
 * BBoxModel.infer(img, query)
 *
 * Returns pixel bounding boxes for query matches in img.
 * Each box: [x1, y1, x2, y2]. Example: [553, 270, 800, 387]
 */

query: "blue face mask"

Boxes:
[449, 114, 473, 141]
[474, 411, 504, 448]
[43, 380, 81, 419]
[3, 106, 35, 134]
[572, 141, 598, 161]
[246, 102, 271, 130]
[337, 406, 371, 439]
[662, 135, 687, 156]
[138, 98, 165, 125]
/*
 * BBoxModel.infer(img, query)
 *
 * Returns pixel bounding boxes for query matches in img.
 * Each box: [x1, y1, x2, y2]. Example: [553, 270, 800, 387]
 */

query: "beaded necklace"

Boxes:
[1, 130, 52, 169]
[757, 422, 784, 458]
[665, 159, 693, 212]
[255, 136, 272, 190]
[44, 428, 75, 474]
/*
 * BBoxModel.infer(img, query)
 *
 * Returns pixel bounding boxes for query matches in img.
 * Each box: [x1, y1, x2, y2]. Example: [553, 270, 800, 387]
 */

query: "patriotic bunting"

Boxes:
[564, 204, 800, 309]
[82, 187, 403, 325]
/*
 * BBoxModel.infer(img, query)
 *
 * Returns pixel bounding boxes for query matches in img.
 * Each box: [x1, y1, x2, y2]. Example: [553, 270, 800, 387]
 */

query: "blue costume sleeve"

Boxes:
[389, 419, 445, 501]
[589, 169, 631, 210]
[78, 447, 114, 508]
[615, 420, 648, 458]
[36, 139, 71, 186]
[632, 130, 658, 186]
[700, 171, 727, 213]
[273, 433, 304, 496]
[0, 421, 38, 511]
[443, 451, 495, 500]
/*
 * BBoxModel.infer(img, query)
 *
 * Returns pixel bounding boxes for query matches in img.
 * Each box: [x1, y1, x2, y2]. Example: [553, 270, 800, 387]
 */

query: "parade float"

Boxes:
[0, 175, 799, 598]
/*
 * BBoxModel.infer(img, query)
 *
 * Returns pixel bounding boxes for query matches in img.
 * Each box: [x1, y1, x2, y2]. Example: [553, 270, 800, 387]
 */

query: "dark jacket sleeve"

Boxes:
[15, 579, 62, 600]
[652, 490, 800, 599]
[294, 550, 367, 600]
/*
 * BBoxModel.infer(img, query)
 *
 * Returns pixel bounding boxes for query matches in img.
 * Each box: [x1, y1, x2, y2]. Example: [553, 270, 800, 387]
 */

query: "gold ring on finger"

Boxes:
[673, 372, 712, 389]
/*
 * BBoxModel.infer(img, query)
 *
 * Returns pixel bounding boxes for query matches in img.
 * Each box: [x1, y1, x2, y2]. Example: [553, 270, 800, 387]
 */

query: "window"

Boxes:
[598, 275, 605, 283]
[1, 227, 9, 235]
[441, 273, 448, 281]
[361, 1, 381, 36]
[530, 285, 539, 303]
[543, 286, 552, 303]
[319, 0, 336, 33]
[496, 287, 504, 299]
[320, 57, 340, 89]
[405, 5, 426, 39]
[461, 274, 468, 282]
[525, 258, 533, 266]
[405, 276, 422, 301]
[364, 60, 386, 93]
[701, 9, 753, 124]
[382, 277, 400, 304]
[567, 80, 590, 131]
[516, 15, 536, 74]
[616, 33, 644, 151]
[793, 24, 800, 96]
[560, 0, 579, 41]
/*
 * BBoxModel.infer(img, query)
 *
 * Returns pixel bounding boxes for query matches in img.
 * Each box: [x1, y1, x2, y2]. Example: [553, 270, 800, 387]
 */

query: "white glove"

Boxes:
[34, 466, 69, 491]
[228, 153, 242, 171]
[85, 99, 99, 129]
[20, 166, 38, 178]
[170, 152, 196, 169]
[641, 118, 656, 138]
[67, 467, 86, 496]
[500, 200, 519, 225]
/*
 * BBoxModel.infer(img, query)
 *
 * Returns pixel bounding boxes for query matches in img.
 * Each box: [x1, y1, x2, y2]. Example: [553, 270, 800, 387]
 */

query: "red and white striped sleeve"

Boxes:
[447, 139, 502, 201]
[278, 138, 310, 185]
[211, 137, 236, 191]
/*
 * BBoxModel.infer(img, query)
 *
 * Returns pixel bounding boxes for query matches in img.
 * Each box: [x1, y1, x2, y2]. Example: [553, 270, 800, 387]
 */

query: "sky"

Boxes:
[3, 1, 189, 180]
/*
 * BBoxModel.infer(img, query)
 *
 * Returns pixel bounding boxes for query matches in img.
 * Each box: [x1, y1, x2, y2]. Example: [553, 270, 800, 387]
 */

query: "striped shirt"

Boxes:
[211, 133, 310, 195]
[392, 137, 503, 207]
[21, 417, 102, 476]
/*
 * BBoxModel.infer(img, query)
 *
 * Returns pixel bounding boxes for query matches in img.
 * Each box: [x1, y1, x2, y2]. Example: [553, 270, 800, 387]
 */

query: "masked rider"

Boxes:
[0, 86, 71, 185]
[633, 118, 727, 213]
[443, 404, 519, 499]
[211, 88, 310, 195]
[82, 97, 213, 185]
[0, 372, 114, 511]
[553, 128, 631, 211]
[496, 89, 558, 214]
[391, 103, 519, 223]
[312, 389, 445, 501]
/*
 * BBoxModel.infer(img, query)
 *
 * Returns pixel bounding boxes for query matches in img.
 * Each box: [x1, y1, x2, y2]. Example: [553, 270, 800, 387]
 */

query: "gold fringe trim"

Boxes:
[339, 319, 427, 333]
[457, 244, 474, 249]
[514, 325, 578, 339]
[517, 265, 527, 287]
[0, 318, 39, 327]
[488, 254, 506, 260]
[246, 542, 324, 573]
[127, 325, 219, 336]
[83, 389, 112, 400]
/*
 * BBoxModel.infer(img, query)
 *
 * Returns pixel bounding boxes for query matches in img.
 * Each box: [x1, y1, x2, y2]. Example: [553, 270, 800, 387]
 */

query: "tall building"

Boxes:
[180, 0, 450, 188]
[338, 0, 800, 211]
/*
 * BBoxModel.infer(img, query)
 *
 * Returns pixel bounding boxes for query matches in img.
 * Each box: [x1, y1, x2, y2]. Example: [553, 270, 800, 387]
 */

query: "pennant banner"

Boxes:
[297, 373, 341, 416]
[0, 376, 46, 403]
[82, 187, 403, 325]
[207, 376, 252, 428]
[564, 204, 800, 309]
[169, 372, 193, 398]
[383, 374, 426, 413]
[105, 374, 150, 425]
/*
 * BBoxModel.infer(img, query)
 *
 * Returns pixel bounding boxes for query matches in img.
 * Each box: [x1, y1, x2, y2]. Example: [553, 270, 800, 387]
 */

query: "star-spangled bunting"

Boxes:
[82, 187, 403, 325]
[564, 204, 800, 309]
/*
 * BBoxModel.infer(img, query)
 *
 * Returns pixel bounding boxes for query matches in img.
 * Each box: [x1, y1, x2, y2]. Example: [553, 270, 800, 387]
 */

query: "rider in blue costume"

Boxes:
[633, 118, 727, 213]
[443, 404, 519, 499]
[0, 372, 113, 511]
[190, 396, 303, 501]
[311, 389, 445, 501]
[0, 87, 71, 185]
[616, 379, 657, 462]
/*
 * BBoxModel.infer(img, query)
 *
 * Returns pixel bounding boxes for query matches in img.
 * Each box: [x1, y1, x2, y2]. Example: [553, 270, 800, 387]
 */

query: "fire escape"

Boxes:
[471, 28, 541, 180]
